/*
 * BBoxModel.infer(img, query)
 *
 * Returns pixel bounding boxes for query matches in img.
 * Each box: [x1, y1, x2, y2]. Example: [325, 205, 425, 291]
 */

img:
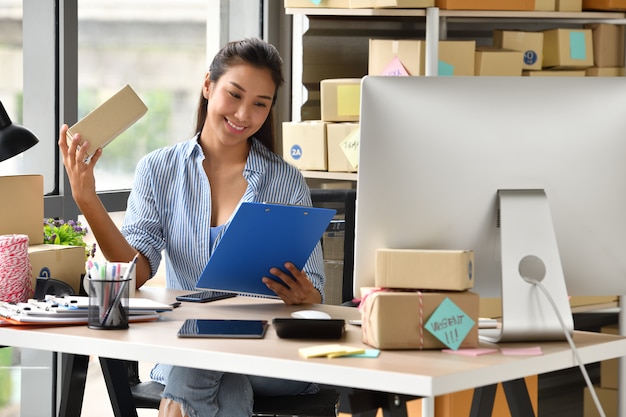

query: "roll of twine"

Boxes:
[0, 234, 33, 303]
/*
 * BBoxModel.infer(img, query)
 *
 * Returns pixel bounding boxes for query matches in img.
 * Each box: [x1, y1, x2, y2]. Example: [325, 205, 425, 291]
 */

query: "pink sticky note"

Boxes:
[380, 57, 410, 76]
[500, 347, 543, 356]
[443, 348, 499, 357]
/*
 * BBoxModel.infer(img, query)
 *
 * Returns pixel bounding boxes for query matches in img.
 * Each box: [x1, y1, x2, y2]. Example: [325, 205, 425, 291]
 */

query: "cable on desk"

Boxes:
[530, 279, 607, 417]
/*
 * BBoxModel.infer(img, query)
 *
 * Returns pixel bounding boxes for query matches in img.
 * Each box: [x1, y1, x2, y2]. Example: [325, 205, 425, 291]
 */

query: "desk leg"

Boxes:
[99, 357, 139, 417]
[470, 379, 536, 417]
[58, 353, 89, 417]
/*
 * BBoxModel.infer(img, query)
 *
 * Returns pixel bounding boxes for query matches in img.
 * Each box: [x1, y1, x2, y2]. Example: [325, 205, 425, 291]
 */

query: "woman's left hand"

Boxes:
[262, 262, 322, 305]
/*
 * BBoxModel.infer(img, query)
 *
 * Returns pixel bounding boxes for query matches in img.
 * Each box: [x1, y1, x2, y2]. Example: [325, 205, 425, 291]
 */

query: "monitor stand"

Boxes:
[480, 189, 574, 343]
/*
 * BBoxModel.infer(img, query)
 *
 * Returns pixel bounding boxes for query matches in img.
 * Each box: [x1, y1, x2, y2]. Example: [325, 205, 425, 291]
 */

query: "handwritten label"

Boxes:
[339, 128, 360, 169]
[381, 57, 410, 76]
[425, 297, 475, 350]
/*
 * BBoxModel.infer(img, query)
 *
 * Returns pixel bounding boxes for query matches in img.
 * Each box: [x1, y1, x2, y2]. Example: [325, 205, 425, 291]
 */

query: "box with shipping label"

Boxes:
[375, 249, 474, 291]
[28, 244, 86, 295]
[326, 122, 359, 172]
[320, 79, 361, 122]
[523, 69, 586, 76]
[586, 67, 625, 76]
[583, 0, 626, 10]
[542, 29, 594, 69]
[556, 0, 583, 10]
[535, 0, 556, 9]
[493, 30, 544, 71]
[584, 24, 625, 68]
[436, 0, 534, 10]
[0, 175, 44, 245]
[475, 47, 524, 76]
[282, 121, 328, 171]
[438, 41, 476, 76]
[360, 288, 479, 349]
[368, 39, 425, 76]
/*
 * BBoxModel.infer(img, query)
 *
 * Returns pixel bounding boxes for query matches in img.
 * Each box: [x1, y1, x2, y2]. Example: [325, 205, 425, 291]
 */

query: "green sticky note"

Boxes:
[438, 61, 455, 76]
[569, 32, 587, 60]
[425, 297, 475, 350]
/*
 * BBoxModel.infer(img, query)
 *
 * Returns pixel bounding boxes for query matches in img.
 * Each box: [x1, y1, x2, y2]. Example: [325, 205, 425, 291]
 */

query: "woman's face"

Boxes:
[203, 63, 275, 148]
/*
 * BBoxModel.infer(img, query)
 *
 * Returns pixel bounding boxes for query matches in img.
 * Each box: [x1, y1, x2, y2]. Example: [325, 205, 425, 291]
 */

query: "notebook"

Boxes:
[195, 202, 336, 298]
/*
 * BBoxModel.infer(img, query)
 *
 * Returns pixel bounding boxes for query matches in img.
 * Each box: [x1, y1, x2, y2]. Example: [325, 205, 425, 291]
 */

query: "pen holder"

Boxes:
[87, 277, 131, 330]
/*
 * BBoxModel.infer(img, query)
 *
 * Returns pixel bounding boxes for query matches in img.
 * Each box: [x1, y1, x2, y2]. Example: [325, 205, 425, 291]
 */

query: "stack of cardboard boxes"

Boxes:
[0, 175, 85, 296]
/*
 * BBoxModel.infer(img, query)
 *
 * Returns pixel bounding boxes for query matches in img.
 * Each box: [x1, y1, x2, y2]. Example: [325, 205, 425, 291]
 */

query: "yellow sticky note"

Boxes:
[339, 128, 360, 169]
[299, 344, 365, 359]
[337, 85, 360, 117]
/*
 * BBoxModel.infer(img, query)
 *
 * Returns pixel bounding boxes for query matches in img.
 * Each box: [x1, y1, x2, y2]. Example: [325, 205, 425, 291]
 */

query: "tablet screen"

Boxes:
[177, 319, 268, 339]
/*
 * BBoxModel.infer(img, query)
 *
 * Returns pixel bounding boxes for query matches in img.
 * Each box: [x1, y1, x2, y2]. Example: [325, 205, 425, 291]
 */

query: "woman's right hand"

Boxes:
[58, 124, 103, 206]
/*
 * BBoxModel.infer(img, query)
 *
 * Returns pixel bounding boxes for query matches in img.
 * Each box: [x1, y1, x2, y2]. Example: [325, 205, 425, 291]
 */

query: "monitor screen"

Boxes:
[354, 75, 626, 341]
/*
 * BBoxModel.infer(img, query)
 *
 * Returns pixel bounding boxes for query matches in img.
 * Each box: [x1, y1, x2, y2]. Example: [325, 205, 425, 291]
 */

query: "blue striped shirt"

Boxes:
[121, 135, 325, 299]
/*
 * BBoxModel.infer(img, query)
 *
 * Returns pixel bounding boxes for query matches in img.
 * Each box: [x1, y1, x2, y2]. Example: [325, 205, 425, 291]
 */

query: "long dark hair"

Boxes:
[194, 37, 284, 153]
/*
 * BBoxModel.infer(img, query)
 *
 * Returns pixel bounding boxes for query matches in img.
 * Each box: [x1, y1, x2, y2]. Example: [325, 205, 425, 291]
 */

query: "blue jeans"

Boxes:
[161, 365, 318, 417]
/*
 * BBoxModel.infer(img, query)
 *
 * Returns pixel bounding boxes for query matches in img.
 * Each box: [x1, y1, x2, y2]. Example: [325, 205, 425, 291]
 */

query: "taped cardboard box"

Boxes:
[493, 30, 544, 71]
[523, 69, 586, 76]
[0, 175, 44, 245]
[28, 244, 86, 295]
[436, 0, 534, 10]
[535, 0, 556, 10]
[583, 23, 625, 68]
[585, 66, 625, 76]
[282, 121, 328, 171]
[375, 249, 474, 291]
[320, 79, 361, 122]
[326, 122, 359, 172]
[582, 0, 626, 10]
[475, 47, 524, 76]
[360, 288, 479, 349]
[556, 0, 583, 10]
[284, 0, 376, 8]
[542, 29, 594, 69]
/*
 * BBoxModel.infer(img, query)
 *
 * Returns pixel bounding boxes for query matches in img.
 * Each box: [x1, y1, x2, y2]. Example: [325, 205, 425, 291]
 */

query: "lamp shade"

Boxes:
[0, 100, 39, 163]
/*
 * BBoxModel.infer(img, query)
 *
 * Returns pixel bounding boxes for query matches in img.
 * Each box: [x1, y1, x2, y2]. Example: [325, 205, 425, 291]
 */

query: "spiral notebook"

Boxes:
[195, 202, 336, 298]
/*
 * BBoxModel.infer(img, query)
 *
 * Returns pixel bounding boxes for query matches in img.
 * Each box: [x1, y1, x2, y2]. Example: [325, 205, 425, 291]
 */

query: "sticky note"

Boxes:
[438, 61, 455, 76]
[425, 297, 475, 350]
[339, 128, 360, 169]
[310, 0, 322, 4]
[299, 344, 365, 358]
[337, 85, 360, 117]
[501, 347, 543, 356]
[443, 348, 498, 357]
[569, 31, 587, 60]
[381, 57, 410, 76]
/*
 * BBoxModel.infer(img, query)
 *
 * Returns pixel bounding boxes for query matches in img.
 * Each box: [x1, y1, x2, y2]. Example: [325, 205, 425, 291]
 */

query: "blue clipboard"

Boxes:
[195, 202, 336, 298]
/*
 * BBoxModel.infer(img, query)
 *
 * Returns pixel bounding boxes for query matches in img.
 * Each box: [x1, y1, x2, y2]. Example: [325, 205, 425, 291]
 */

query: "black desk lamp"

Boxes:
[0, 100, 39, 162]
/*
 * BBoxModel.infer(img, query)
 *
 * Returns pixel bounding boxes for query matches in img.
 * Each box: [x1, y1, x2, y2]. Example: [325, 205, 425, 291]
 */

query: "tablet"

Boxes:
[177, 319, 269, 339]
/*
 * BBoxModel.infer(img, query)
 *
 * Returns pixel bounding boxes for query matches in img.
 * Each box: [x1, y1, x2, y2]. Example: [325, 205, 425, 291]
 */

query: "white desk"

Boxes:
[2, 287, 625, 416]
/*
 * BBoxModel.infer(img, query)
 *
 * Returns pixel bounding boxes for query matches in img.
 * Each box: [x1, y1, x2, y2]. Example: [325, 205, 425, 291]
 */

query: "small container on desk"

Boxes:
[87, 277, 131, 330]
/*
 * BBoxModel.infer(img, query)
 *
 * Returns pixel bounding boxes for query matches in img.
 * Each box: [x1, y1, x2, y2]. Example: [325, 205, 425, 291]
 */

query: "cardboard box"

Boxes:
[360, 288, 479, 349]
[523, 69, 586, 76]
[475, 47, 524, 76]
[584, 24, 625, 68]
[320, 79, 361, 122]
[282, 121, 328, 171]
[375, 249, 474, 291]
[407, 375, 539, 417]
[28, 244, 86, 295]
[556, 0, 583, 10]
[326, 122, 359, 172]
[583, 386, 617, 417]
[493, 30, 543, 71]
[542, 29, 594, 69]
[600, 324, 619, 389]
[535, 0, 557, 10]
[0, 175, 44, 245]
[284, 0, 376, 7]
[368, 39, 425, 76]
[438, 41, 476, 76]
[436, 0, 534, 10]
[586, 66, 626, 76]
[368, 39, 475, 77]
[583, 0, 626, 10]
[375, 0, 434, 6]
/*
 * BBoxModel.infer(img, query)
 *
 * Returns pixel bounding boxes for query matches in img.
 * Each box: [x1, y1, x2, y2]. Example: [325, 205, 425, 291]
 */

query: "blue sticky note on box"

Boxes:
[425, 297, 475, 350]
[569, 31, 587, 60]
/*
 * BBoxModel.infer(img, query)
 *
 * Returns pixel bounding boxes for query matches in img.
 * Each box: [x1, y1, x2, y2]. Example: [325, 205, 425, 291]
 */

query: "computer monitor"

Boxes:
[354, 75, 626, 342]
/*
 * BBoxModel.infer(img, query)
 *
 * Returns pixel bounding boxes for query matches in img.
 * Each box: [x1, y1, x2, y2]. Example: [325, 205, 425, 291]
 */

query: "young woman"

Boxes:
[59, 37, 325, 417]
